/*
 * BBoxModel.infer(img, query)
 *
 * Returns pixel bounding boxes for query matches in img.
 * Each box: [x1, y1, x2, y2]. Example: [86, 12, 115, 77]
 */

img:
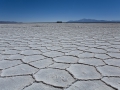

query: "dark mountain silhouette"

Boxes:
[0, 21, 22, 24]
[67, 19, 120, 23]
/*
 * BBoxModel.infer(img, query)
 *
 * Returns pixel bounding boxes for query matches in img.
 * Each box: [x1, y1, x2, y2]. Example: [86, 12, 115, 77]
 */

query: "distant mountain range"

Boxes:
[67, 19, 120, 23]
[1, 19, 120, 23]
[0, 21, 22, 24]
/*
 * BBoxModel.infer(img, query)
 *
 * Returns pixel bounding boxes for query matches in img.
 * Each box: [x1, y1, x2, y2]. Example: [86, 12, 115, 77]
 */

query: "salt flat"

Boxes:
[0, 23, 120, 90]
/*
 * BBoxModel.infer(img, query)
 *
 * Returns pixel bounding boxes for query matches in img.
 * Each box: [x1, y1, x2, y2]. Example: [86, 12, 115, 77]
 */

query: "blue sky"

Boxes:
[0, 0, 120, 22]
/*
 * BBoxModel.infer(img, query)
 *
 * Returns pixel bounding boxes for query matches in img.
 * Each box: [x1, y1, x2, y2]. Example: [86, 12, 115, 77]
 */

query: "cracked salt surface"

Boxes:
[23, 82, 62, 90]
[49, 63, 70, 69]
[102, 77, 120, 90]
[22, 55, 46, 63]
[67, 64, 101, 80]
[34, 68, 75, 87]
[54, 56, 78, 63]
[0, 76, 34, 90]
[78, 58, 105, 66]
[0, 23, 120, 90]
[65, 80, 114, 90]
[1, 64, 38, 76]
[0, 60, 22, 69]
[29, 58, 53, 68]
[97, 65, 120, 76]
[43, 51, 64, 58]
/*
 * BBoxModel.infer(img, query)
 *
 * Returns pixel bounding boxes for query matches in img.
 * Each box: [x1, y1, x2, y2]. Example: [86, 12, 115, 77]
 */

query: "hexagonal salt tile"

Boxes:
[0, 60, 22, 69]
[54, 56, 78, 63]
[46, 46, 62, 50]
[107, 53, 120, 58]
[78, 52, 94, 58]
[77, 46, 89, 51]
[7, 54, 24, 60]
[1, 64, 38, 76]
[62, 45, 77, 48]
[102, 77, 120, 90]
[104, 59, 120, 67]
[43, 51, 64, 58]
[34, 68, 75, 87]
[78, 58, 105, 66]
[0, 76, 34, 90]
[2, 50, 20, 55]
[106, 48, 120, 53]
[96, 42, 111, 46]
[29, 58, 53, 68]
[14, 47, 30, 51]
[58, 49, 72, 53]
[65, 50, 83, 56]
[85, 48, 107, 53]
[67, 64, 101, 80]
[97, 66, 120, 76]
[22, 55, 45, 63]
[95, 54, 110, 59]
[65, 80, 114, 90]
[49, 63, 70, 69]
[23, 83, 62, 90]
[21, 50, 42, 55]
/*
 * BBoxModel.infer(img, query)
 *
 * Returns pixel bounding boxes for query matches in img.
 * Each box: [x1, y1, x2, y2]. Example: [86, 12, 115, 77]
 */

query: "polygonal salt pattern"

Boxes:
[46, 46, 62, 50]
[2, 50, 20, 55]
[85, 48, 107, 53]
[22, 55, 46, 63]
[23, 83, 62, 90]
[21, 50, 42, 55]
[7, 54, 24, 60]
[29, 58, 53, 68]
[104, 59, 120, 67]
[0, 60, 22, 69]
[34, 68, 75, 87]
[97, 65, 120, 76]
[58, 49, 72, 53]
[78, 52, 95, 58]
[106, 48, 120, 53]
[77, 46, 89, 51]
[0, 23, 120, 89]
[96, 42, 111, 45]
[78, 58, 105, 66]
[102, 77, 120, 90]
[65, 80, 114, 90]
[14, 46, 30, 51]
[43, 51, 64, 58]
[67, 64, 101, 80]
[65, 50, 83, 56]
[1, 64, 38, 76]
[107, 53, 120, 58]
[95, 54, 110, 59]
[0, 76, 34, 90]
[49, 63, 70, 69]
[54, 56, 78, 63]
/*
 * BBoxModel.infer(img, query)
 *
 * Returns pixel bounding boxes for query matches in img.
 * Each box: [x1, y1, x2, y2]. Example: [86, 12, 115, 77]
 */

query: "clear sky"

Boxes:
[0, 0, 120, 22]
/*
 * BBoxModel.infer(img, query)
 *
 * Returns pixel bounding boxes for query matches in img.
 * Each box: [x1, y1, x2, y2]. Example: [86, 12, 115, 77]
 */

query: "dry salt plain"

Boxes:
[0, 23, 120, 90]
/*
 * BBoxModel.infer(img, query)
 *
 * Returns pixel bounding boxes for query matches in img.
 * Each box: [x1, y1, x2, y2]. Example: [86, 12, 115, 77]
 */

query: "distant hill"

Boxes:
[67, 19, 120, 23]
[0, 21, 22, 24]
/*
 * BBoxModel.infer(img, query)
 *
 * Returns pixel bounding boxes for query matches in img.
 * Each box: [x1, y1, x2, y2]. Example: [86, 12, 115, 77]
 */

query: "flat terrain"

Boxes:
[0, 23, 120, 90]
